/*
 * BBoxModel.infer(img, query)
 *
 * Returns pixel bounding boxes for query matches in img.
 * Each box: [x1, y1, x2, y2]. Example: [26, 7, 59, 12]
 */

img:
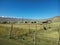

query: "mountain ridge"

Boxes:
[0, 16, 60, 23]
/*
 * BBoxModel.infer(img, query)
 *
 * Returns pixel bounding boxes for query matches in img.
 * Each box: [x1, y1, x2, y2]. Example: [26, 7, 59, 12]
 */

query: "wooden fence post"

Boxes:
[34, 24, 37, 45]
[9, 23, 13, 39]
[58, 24, 60, 45]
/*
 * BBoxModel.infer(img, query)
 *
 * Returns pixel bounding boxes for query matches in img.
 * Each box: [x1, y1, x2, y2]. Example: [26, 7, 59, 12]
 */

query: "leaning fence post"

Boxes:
[58, 24, 60, 45]
[34, 24, 37, 45]
[29, 23, 30, 33]
[9, 23, 13, 39]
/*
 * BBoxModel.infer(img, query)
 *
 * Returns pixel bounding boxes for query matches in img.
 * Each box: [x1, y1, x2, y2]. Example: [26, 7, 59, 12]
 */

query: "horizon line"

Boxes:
[0, 15, 60, 19]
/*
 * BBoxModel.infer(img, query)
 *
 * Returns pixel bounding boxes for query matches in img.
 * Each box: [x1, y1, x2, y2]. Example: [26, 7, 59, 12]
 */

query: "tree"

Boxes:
[25, 21, 28, 23]
[34, 21, 36, 23]
[2, 21, 8, 24]
[31, 22, 34, 23]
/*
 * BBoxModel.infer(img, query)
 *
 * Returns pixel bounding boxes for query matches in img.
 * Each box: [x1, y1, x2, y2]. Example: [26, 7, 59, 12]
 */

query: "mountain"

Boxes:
[0, 16, 46, 22]
[50, 16, 60, 22]
[0, 16, 36, 23]
[0, 16, 60, 23]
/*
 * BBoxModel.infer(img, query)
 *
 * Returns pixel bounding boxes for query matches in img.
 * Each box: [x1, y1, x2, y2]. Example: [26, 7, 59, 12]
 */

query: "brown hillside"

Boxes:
[51, 16, 60, 22]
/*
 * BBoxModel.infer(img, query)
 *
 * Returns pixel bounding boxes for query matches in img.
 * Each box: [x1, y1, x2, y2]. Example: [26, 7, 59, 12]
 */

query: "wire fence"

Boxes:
[0, 23, 60, 45]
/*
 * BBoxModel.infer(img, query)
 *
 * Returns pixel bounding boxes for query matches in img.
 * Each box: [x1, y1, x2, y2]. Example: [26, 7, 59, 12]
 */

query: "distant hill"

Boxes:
[0, 17, 31, 22]
[50, 16, 60, 22]
[0, 17, 20, 22]
[0, 16, 60, 23]
[0, 16, 46, 23]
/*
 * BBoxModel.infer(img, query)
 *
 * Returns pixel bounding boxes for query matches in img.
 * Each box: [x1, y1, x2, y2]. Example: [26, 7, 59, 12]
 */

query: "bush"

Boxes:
[34, 21, 36, 23]
[31, 22, 34, 23]
[2, 21, 8, 24]
[25, 21, 28, 23]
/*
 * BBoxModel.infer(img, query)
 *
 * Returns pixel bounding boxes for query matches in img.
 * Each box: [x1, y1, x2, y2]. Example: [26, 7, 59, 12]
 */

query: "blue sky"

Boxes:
[0, 0, 60, 19]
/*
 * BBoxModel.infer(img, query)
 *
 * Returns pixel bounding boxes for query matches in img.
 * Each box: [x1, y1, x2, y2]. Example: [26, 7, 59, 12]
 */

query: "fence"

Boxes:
[0, 23, 60, 45]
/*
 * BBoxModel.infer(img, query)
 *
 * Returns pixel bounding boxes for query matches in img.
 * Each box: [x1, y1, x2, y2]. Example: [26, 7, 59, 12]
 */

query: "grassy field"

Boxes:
[0, 22, 60, 45]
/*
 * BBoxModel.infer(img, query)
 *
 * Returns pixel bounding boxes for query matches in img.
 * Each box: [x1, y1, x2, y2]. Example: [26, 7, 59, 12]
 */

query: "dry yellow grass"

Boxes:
[0, 22, 60, 45]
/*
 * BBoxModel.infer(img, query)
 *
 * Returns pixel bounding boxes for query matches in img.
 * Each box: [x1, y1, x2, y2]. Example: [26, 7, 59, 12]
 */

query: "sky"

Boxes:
[0, 0, 60, 19]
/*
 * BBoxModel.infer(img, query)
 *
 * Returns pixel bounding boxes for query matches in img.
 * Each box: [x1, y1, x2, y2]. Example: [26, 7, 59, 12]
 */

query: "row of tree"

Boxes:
[0, 21, 37, 24]
[24, 21, 37, 23]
